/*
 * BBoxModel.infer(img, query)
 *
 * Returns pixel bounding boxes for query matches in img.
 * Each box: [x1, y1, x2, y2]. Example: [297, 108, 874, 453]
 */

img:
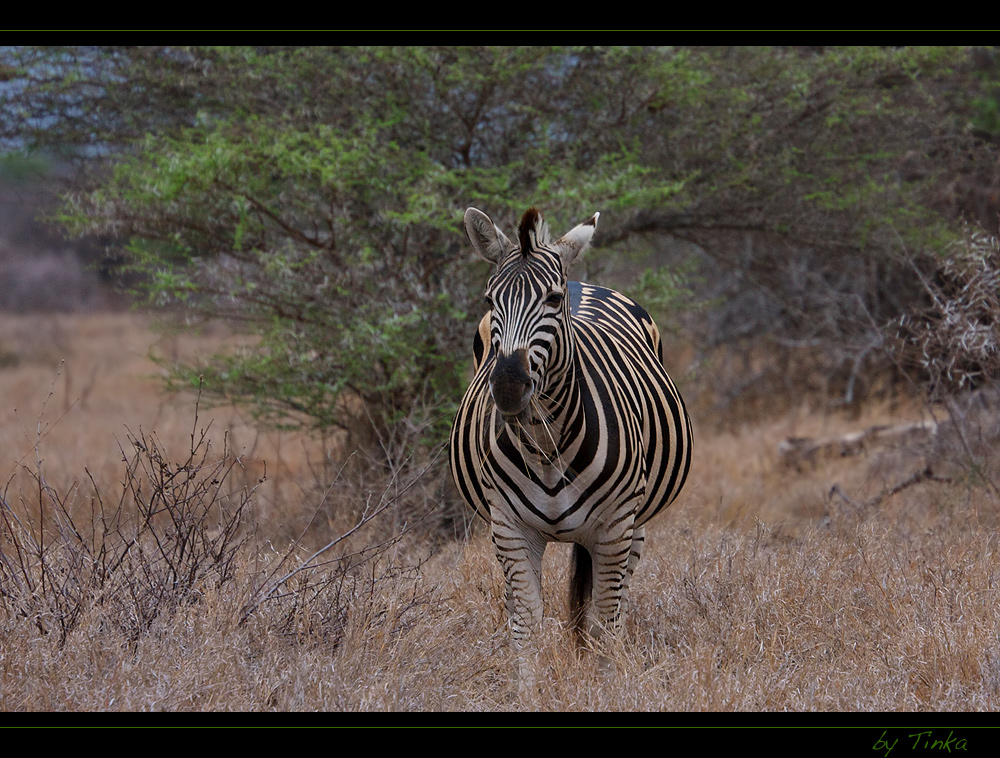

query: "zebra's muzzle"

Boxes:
[490, 350, 533, 417]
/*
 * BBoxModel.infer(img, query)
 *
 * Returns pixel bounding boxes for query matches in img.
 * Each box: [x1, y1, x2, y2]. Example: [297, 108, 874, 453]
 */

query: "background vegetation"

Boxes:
[4, 46, 999, 441]
[2, 46, 1000, 711]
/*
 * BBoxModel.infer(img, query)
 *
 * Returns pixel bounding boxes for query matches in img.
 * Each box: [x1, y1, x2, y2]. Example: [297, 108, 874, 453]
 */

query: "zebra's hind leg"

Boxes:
[569, 542, 593, 642]
[569, 543, 615, 676]
[491, 521, 547, 694]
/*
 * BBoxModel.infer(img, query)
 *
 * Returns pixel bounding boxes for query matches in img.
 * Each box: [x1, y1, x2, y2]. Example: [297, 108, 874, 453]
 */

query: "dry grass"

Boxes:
[1, 312, 999, 711]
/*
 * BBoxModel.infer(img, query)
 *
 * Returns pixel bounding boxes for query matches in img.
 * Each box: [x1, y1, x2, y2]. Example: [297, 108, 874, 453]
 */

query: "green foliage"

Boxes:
[627, 262, 701, 333]
[0, 152, 50, 184]
[59, 112, 669, 443]
[4, 45, 999, 439]
[970, 54, 1000, 137]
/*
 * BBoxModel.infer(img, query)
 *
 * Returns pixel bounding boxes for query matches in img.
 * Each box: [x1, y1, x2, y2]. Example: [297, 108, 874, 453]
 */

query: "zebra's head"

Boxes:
[464, 207, 599, 421]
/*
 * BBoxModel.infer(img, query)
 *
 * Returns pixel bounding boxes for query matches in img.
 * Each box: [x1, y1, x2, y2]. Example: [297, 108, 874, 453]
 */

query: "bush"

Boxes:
[0, 392, 258, 643]
[892, 227, 1000, 396]
[0, 383, 443, 650]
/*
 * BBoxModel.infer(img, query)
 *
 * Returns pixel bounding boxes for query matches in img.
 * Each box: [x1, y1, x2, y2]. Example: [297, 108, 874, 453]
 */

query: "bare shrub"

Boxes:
[892, 227, 1000, 396]
[0, 371, 452, 664]
[884, 227, 1000, 494]
[0, 387, 260, 644]
[238, 447, 441, 639]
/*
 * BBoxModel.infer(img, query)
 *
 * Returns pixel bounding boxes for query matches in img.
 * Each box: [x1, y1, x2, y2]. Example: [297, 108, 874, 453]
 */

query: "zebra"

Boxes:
[449, 206, 693, 687]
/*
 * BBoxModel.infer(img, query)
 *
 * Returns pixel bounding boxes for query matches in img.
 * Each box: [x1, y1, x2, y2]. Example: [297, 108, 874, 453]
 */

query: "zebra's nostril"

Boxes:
[490, 376, 532, 415]
[490, 351, 533, 414]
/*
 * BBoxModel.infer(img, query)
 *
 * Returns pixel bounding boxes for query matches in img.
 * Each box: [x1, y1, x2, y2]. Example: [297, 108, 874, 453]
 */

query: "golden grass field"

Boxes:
[1, 311, 999, 712]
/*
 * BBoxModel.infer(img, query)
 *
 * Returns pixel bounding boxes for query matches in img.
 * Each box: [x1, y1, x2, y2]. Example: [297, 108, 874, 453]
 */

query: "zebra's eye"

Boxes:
[544, 291, 564, 308]
[484, 295, 494, 309]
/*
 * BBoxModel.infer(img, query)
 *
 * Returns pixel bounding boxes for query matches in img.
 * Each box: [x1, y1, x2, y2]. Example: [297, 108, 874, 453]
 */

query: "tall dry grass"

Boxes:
[1, 312, 999, 711]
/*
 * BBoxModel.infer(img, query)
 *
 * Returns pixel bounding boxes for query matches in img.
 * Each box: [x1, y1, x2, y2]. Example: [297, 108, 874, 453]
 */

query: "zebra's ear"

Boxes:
[465, 207, 513, 264]
[554, 212, 600, 268]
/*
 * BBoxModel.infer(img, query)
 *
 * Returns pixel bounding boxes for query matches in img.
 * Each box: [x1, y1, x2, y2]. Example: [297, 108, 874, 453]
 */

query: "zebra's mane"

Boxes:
[517, 207, 551, 257]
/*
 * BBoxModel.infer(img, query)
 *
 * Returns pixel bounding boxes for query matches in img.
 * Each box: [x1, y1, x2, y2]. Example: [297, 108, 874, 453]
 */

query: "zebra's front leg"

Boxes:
[491, 519, 547, 693]
[586, 513, 640, 675]
[619, 524, 645, 618]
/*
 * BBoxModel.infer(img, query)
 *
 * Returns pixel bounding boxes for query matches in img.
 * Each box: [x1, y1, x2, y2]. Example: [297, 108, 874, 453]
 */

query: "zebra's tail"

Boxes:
[569, 542, 592, 643]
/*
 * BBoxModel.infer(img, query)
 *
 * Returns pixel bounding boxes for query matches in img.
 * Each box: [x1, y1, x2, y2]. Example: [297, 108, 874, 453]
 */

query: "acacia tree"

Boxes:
[3, 46, 998, 445]
[4, 47, 684, 446]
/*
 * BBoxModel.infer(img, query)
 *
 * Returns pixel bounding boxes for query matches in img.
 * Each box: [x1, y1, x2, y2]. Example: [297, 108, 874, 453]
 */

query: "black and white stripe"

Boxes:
[450, 207, 693, 687]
